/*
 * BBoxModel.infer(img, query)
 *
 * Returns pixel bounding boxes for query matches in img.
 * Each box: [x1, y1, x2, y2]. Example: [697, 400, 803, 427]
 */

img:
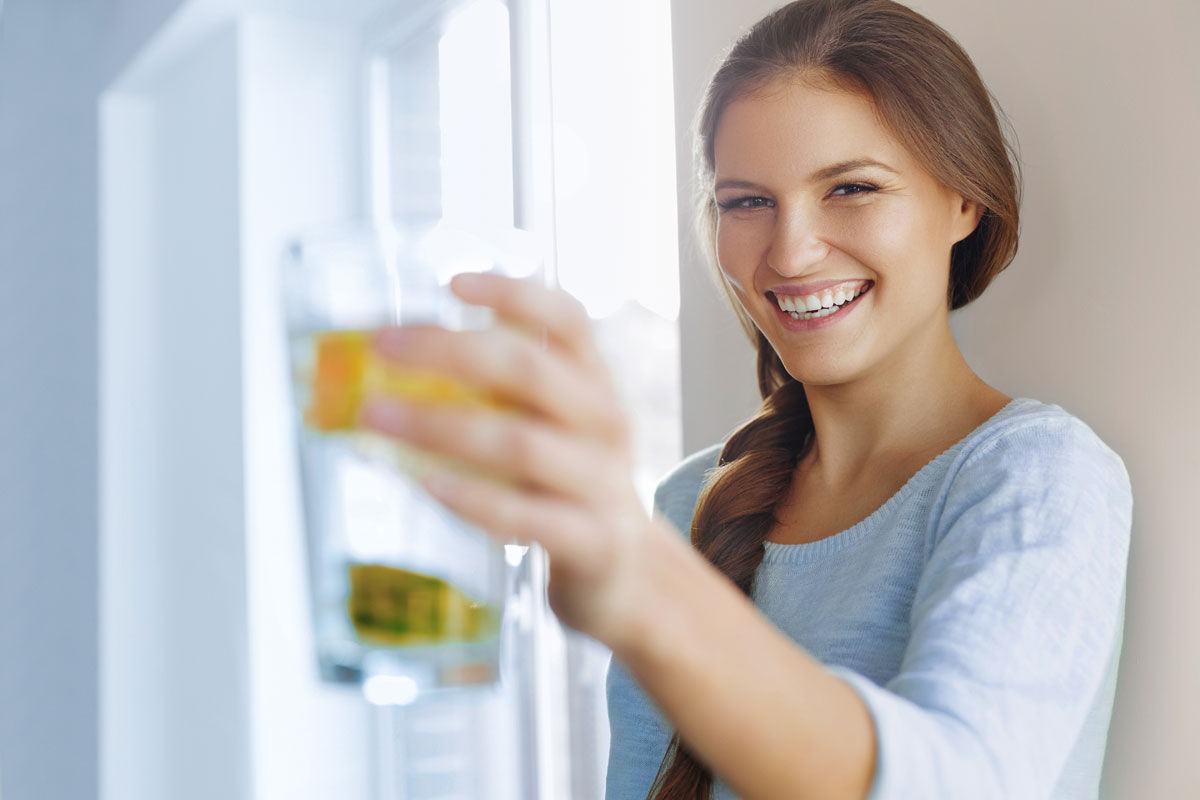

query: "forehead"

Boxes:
[713, 78, 912, 180]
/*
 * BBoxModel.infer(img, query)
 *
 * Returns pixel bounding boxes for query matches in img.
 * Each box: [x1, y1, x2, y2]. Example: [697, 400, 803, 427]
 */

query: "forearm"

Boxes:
[611, 519, 877, 800]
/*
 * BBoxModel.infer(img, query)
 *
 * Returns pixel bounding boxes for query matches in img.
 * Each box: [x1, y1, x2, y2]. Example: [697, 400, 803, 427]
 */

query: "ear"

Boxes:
[951, 196, 986, 245]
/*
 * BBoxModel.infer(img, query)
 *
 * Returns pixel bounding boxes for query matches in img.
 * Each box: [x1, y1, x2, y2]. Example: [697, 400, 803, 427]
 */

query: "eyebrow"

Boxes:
[714, 158, 898, 193]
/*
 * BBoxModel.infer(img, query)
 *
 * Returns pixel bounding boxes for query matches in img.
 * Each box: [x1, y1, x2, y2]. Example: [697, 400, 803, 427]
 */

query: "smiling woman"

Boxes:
[711, 80, 988, 385]
[358, 1, 1131, 799]
[603, 1, 1127, 798]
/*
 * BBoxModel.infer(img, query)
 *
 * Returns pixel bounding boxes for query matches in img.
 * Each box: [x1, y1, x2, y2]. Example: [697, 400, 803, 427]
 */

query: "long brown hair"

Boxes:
[647, 1, 1021, 797]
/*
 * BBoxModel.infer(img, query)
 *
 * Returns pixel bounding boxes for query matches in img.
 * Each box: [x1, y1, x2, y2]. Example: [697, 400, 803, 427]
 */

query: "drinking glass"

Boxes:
[281, 219, 541, 704]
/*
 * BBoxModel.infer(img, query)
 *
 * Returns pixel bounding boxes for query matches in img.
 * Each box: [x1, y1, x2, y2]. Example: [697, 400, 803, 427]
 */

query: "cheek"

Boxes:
[835, 204, 948, 294]
[835, 204, 911, 260]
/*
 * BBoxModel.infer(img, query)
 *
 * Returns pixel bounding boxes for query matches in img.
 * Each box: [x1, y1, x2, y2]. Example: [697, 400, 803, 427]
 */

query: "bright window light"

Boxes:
[439, 0, 514, 236]
[550, 0, 680, 322]
[547, 0, 682, 512]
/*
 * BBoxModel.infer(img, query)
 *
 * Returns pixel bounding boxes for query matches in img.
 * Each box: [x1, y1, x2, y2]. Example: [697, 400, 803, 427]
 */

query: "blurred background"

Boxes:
[0, 0, 1196, 798]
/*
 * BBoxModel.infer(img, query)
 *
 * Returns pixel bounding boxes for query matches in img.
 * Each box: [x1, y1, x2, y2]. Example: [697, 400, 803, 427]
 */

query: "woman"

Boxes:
[361, 0, 1132, 797]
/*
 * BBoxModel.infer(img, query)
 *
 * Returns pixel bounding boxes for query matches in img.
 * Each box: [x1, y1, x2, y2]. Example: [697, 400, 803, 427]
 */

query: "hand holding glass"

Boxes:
[282, 222, 539, 701]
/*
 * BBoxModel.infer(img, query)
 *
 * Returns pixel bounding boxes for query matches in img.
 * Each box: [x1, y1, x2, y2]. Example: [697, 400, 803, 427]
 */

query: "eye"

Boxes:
[716, 195, 774, 211]
[830, 182, 879, 197]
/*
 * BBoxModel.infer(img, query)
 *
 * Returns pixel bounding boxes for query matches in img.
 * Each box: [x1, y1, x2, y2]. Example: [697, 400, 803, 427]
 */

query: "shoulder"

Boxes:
[652, 442, 725, 539]
[939, 398, 1132, 543]
[955, 398, 1129, 492]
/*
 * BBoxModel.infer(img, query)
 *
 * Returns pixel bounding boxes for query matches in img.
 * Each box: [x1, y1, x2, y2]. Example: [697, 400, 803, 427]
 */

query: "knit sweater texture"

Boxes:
[604, 397, 1132, 799]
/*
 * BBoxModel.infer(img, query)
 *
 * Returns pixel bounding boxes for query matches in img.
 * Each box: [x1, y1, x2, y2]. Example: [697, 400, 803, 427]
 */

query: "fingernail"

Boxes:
[450, 272, 491, 294]
[452, 272, 485, 287]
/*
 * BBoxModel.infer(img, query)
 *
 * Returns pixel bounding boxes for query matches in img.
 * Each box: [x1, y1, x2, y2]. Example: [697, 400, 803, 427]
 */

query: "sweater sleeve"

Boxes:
[824, 415, 1132, 799]
[651, 442, 724, 539]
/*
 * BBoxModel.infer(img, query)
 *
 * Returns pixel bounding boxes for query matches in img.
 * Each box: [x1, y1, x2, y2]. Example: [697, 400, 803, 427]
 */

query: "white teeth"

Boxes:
[774, 282, 871, 316]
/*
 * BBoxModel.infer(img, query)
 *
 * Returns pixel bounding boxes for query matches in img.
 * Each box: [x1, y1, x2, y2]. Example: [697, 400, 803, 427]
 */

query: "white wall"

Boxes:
[3, 2, 371, 799]
[101, 21, 253, 800]
[104, 0, 190, 83]
[0, 3, 104, 800]
[2, 1, 196, 794]
[669, 1, 1200, 797]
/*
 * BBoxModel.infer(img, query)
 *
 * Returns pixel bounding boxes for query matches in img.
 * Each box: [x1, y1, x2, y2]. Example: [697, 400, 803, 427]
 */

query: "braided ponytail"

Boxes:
[646, 338, 811, 799]
[646, 0, 1020, 795]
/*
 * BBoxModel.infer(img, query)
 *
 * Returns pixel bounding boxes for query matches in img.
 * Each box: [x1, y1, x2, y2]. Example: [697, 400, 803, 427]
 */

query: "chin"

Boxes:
[780, 360, 854, 388]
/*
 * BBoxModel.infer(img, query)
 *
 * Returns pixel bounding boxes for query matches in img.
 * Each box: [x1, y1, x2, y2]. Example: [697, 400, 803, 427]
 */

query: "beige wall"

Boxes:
[669, 1, 1200, 796]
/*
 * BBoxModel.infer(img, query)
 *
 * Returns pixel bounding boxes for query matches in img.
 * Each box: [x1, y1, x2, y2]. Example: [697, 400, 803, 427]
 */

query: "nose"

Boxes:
[765, 208, 829, 276]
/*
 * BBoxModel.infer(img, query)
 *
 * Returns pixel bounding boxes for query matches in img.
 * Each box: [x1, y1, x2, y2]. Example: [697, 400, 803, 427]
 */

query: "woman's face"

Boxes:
[712, 77, 982, 387]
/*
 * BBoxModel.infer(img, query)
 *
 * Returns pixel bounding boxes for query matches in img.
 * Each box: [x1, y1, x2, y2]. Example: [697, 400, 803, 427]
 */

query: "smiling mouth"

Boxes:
[770, 281, 873, 321]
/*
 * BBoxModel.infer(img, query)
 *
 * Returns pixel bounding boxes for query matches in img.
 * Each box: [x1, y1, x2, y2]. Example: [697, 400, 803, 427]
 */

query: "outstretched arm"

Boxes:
[617, 514, 878, 800]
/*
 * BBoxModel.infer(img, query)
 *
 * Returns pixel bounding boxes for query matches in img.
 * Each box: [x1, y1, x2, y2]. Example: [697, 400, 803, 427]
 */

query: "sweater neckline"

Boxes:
[760, 397, 1036, 566]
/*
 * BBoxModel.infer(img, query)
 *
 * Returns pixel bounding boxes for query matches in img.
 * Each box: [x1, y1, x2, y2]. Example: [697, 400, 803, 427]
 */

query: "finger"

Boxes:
[358, 395, 629, 504]
[369, 324, 630, 447]
[449, 273, 606, 372]
[419, 466, 607, 571]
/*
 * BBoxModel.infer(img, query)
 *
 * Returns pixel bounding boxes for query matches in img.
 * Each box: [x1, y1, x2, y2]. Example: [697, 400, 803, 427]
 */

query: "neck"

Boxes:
[799, 315, 1008, 487]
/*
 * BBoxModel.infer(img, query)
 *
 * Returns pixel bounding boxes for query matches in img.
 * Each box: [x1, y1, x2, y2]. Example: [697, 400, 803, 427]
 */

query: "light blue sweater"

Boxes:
[605, 398, 1132, 799]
